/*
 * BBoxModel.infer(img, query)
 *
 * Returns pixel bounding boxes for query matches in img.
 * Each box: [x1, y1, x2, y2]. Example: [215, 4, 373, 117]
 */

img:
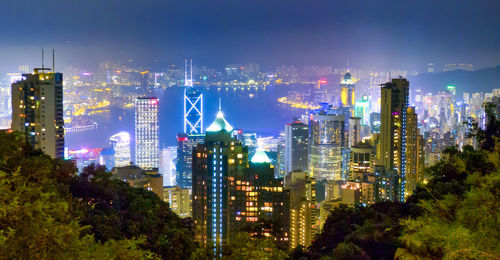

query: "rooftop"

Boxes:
[206, 110, 233, 132]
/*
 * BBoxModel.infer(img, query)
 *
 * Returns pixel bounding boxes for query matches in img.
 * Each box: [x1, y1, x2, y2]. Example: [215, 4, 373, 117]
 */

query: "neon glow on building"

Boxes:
[109, 131, 131, 167]
[184, 59, 203, 134]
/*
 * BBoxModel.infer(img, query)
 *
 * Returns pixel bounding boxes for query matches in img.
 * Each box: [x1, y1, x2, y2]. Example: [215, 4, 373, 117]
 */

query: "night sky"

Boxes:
[1, 0, 499, 71]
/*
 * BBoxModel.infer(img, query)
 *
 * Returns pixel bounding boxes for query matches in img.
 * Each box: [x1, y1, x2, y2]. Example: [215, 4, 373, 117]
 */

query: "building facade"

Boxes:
[340, 72, 355, 115]
[184, 87, 203, 134]
[192, 110, 287, 254]
[135, 97, 160, 169]
[286, 170, 317, 250]
[109, 131, 131, 167]
[309, 107, 346, 181]
[176, 133, 205, 188]
[164, 185, 191, 218]
[160, 146, 177, 186]
[405, 107, 425, 196]
[285, 121, 309, 175]
[11, 68, 64, 159]
[379, 78, 409, 201]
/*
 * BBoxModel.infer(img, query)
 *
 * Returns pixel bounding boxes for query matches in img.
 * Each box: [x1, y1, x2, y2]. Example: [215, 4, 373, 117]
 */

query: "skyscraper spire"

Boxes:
[184, 58, 193, 87]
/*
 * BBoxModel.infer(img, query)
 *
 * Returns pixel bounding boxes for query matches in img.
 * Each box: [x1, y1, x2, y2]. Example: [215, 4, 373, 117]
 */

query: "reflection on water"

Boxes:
[66, 85, 310, 150]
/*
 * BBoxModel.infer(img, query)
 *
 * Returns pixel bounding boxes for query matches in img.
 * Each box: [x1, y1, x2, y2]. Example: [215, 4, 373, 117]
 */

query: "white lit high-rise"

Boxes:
[109, 131, 131, 167]
[135, 97, 159, 169]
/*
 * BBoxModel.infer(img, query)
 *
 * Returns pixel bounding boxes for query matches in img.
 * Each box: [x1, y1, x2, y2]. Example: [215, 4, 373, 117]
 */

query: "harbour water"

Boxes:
[65, 85, 311, 151]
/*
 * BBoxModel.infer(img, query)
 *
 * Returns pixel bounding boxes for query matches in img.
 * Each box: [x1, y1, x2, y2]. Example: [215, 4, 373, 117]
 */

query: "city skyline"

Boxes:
[0, 1, 499, 258]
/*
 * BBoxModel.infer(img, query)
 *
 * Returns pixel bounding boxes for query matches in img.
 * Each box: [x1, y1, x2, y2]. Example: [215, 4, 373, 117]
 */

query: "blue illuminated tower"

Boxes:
[192, 107, 241, 255]
[184, 59, 203, 134]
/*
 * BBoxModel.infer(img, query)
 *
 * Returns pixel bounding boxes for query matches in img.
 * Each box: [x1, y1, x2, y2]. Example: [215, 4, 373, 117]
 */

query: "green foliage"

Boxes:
[70, 163, 196, 258]
[399, 143, 500, 259]
[0, 131, 194, 259]
[224, 232, 287, 260]
[306, 202, 411, 259]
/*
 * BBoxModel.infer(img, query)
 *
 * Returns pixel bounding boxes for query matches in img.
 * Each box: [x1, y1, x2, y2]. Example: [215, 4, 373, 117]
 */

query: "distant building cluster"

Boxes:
[5, 57, 500, 256]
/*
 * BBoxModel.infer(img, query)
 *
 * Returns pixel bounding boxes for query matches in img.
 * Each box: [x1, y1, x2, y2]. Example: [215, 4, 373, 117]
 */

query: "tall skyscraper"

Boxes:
[348, 117, 361, 148]
[354, 95, 370, 126]
[11, 67, 64, 159]
[405, 107, 425, 196]
[192, 109, 286, 254]
[348, 142, 377, 205]
[184, 59, 203, 134]
[285, 121, 309, 175]
[192, 108, 243, 253]
[309, 105, 346, 181]
[379, 78, 409, 201]
[135, 97, 159, 169]
[176, 133, 205, 188]
[340, 72, 355, 115]
[237, 131, 258, 156]
[286, 170, 317, 250]
[349, 142, 375, 181]
[109, 131, 131, 167]
[160, 146, 177, 186]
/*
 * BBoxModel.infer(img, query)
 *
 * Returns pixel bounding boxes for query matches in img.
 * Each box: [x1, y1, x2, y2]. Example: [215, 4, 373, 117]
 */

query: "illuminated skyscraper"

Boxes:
[109, 131, 131, 167]
[354, 95, 370, 126]
[160, 146, 177, 186]
[348, 142, 376, 205]
[340, 72, 355, 115]
[379, 78, 409, 201]
[349, 142, 375, 181]
[405, 107, 425, 196]
[192, 108, 242, 253]
[237, 131, 258, 156]
[11, 67, 64, 159]
[176, 133, 205, 188]
[184, 59, 203, 134]
[285, 121, 309, 175]
[192, 109, 286, 254]
[309, 105, 346, 181]
[286, 170, 317, 250]
[135, 97, 159, 169]
[348, 117, 361, 148]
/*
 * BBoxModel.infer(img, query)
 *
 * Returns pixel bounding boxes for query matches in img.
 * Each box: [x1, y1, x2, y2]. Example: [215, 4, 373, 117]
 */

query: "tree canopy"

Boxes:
[0, 131, 195, 259]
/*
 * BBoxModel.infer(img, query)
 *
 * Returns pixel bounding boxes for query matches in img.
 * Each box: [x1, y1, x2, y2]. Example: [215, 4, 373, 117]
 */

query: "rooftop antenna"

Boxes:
[52, 49, 55, 73]
[347, 56, 350, 72]
[42, 48, 44, 70]
[184, 59, 187, 86]
[218, 97, 221, 111]
[184, 58, 193, 87]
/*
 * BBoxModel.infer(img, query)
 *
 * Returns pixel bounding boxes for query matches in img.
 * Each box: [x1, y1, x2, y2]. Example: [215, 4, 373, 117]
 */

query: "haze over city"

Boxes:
[0, 0, 499, 259]
[1, 0, 499, 71]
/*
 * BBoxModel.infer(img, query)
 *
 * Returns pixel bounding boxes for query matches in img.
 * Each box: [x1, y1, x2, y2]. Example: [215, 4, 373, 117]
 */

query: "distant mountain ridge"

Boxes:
[408, 65, 500, 96]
